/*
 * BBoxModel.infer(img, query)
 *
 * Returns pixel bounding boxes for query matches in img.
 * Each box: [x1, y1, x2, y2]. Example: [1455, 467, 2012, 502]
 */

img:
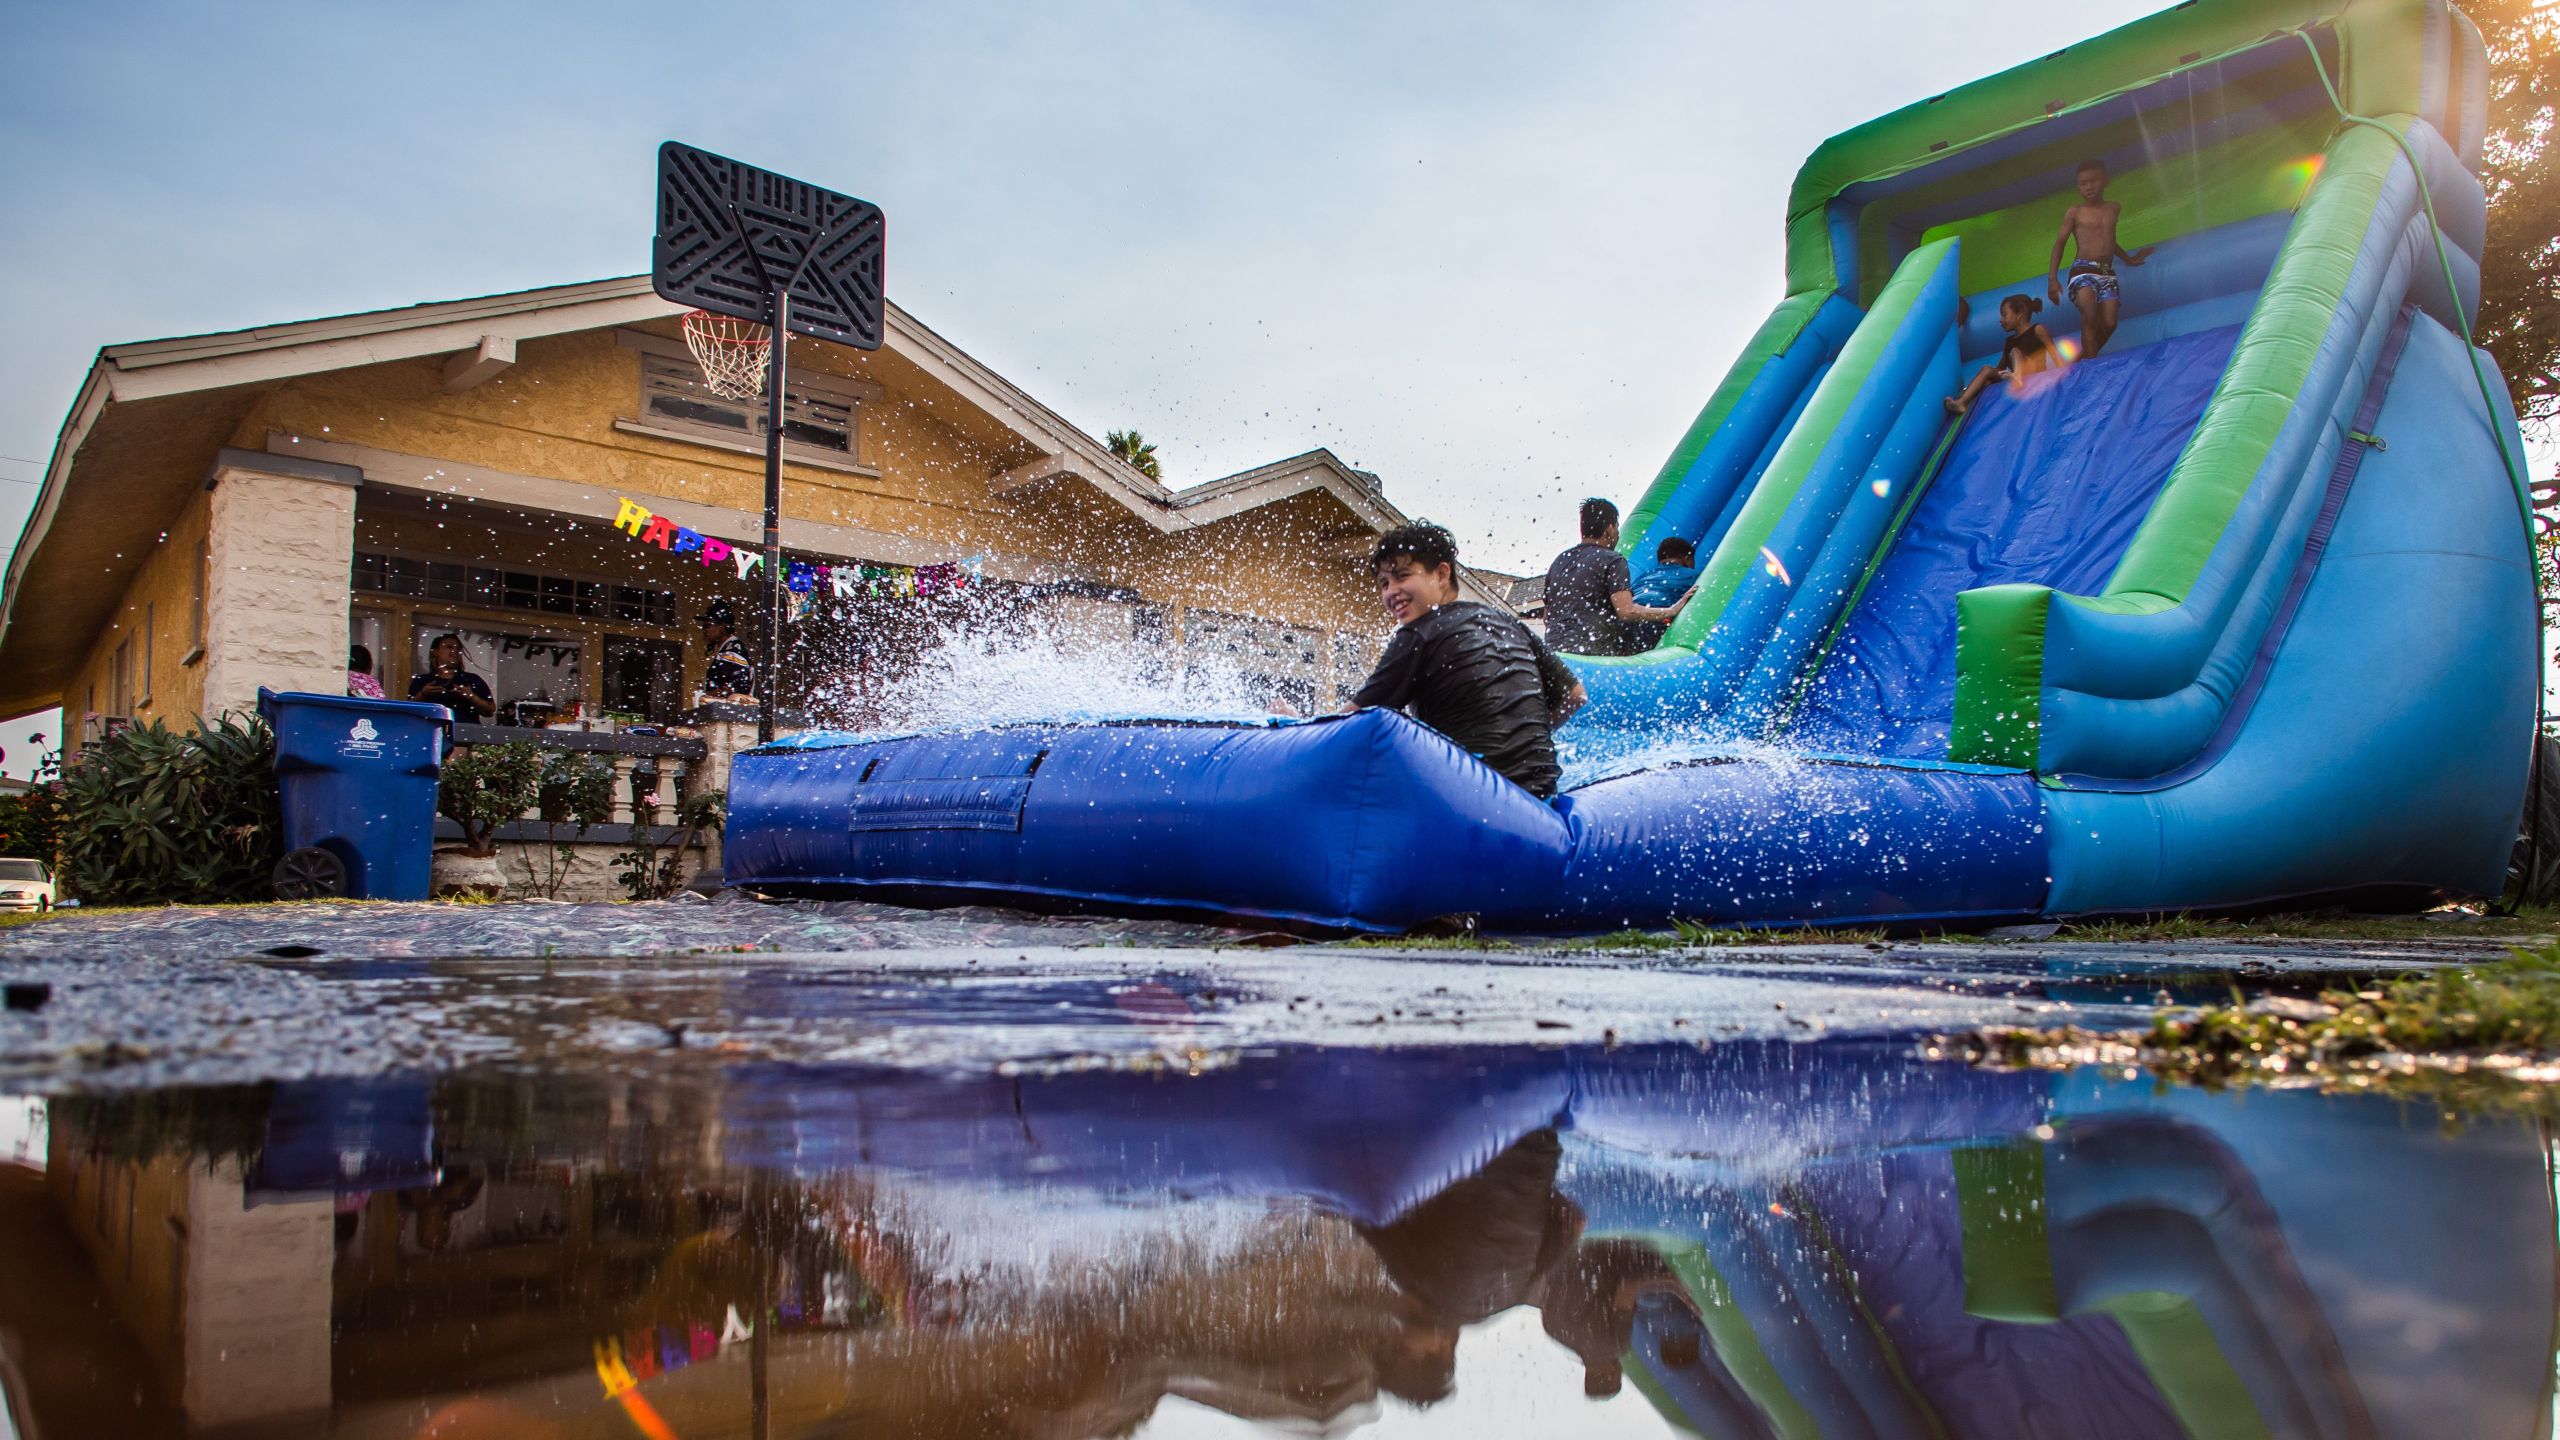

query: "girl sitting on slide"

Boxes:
[1945, 294, 2067, 415]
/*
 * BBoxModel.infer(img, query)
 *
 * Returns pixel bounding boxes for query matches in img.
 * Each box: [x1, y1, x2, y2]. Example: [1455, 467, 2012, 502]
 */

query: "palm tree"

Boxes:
[1106, 430, 1161, 481]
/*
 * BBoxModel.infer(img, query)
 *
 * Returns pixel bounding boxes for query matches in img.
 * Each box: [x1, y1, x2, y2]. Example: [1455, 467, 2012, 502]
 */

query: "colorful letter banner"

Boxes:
[609, 496, 980, 616]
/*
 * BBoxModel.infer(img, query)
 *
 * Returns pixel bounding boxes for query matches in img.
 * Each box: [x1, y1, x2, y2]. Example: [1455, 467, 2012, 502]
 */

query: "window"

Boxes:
[639, 352, 859, 459]
[603, 635, 687, 724]
[109, 638, 131, 718]
[138, 603, 153, 706]
[351, 553, 674, 627]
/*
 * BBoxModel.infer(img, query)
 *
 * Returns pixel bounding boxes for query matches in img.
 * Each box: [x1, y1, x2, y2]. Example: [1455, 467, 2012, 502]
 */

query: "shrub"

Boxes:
[54, 716, 282, 903]
[520, 750, 618, 898]
[536, 750, 617, 829]
[436, 742, 546, 858]
[615, 789, 726, 900]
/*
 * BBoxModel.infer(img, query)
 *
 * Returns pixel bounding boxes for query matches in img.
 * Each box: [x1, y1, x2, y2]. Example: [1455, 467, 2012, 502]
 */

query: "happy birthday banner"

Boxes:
[611, 497, 977, 600]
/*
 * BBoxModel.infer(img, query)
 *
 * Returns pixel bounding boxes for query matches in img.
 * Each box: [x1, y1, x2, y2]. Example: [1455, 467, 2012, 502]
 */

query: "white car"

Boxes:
[0, 858, 54, 911]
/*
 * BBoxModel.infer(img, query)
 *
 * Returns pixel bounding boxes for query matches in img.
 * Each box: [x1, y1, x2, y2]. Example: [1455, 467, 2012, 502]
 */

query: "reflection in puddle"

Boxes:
[0, 1041, 2551, 1437]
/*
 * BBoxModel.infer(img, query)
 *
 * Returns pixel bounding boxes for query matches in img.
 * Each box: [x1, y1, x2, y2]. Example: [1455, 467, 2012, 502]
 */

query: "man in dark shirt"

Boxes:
[1542, 498, 1691, 656]
[1349, 523, 1585, 798]
[699, 600, 755, 698]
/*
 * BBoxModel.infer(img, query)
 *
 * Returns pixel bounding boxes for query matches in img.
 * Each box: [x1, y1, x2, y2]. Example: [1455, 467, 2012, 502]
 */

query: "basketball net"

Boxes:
[681, 309, 773, 400]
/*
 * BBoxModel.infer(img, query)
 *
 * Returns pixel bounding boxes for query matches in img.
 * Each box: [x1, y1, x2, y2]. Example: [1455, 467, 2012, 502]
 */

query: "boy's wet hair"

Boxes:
[2000, 293, 2039, 318]
[1654, 536, 1696, 565]
[1372, 522, 1460, 580]
[1579, 497, 1619, 539]
[2076, 157, 2107, 176]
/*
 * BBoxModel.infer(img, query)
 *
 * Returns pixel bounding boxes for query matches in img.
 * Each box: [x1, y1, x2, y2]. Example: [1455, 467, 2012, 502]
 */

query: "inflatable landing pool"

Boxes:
[729, 0, 2534, 934]
[727, 711, 2047, 932]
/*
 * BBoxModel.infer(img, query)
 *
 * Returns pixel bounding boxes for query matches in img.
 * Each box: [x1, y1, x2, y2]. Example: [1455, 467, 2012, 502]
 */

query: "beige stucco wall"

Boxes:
[227, 328, 1387, 639]
[235, 331, 1030, 574]
[45, 1142, 332, 1428]
[61, 488, 211, 752]
[200, 463, 357, 720]
[45, 313, 1401, 750]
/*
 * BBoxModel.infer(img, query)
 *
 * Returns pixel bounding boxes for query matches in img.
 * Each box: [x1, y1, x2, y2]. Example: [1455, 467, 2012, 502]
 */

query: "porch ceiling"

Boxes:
[0, 386, 261, 718]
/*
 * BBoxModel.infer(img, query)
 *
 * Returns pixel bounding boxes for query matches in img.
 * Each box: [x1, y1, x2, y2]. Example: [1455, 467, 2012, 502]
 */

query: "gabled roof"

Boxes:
[63, 274, 1402, 537]
[0, 275, 1512, 715]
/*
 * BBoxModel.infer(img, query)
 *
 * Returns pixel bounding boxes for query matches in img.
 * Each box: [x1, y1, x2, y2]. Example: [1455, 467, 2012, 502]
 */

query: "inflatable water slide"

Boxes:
[728, 0, 2536, 933]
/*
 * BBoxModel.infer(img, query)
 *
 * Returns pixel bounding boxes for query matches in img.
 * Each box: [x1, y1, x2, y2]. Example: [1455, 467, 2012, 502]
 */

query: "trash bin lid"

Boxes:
[258, 687, 453, 724]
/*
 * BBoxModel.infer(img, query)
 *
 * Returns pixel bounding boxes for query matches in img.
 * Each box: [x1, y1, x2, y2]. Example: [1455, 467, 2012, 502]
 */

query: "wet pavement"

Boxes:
[0, 899, 2552, 1436]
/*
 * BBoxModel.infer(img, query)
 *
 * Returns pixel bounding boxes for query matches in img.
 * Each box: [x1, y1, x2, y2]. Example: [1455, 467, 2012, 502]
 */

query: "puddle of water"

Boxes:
[0, 1038, 2550, 1438]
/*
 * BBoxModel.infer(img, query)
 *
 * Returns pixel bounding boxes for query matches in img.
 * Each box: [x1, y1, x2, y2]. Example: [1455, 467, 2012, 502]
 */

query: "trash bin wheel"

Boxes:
[273, 847, 348, 901]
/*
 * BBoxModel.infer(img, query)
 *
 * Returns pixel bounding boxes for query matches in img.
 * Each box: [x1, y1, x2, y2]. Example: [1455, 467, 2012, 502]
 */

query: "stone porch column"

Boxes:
[200, 448, 361, 721]
[686, 709, 760, 886]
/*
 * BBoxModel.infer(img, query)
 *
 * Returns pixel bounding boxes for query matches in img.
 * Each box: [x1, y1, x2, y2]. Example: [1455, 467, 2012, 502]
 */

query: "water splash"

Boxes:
[792, 597, 1331, 738]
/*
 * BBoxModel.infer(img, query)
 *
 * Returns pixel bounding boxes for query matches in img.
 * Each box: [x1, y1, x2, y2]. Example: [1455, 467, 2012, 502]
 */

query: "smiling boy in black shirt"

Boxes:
[1349, 523, 1585, 798]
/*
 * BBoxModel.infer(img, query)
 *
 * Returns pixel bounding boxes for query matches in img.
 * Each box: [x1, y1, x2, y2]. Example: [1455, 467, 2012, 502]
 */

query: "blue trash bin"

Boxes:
[258, 687, 450, 900]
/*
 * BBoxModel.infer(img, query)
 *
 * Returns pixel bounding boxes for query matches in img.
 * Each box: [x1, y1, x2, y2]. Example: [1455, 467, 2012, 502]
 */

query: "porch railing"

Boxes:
[440, 723, 713, 844]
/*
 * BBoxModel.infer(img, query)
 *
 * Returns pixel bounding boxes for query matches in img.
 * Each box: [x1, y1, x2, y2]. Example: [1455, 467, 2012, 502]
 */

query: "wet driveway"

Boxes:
[0, 899, 2550, 1437]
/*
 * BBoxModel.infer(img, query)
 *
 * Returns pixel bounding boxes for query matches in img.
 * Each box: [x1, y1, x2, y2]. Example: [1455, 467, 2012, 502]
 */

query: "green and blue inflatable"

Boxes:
[729, 0, 2535, 932]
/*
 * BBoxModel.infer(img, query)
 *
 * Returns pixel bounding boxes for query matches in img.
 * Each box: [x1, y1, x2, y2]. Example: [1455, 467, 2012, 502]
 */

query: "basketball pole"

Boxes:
[759, 290, 789, 745]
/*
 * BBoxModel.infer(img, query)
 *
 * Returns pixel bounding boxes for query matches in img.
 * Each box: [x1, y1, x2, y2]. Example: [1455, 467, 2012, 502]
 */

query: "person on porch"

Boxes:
[700, 600, 756, 701]
[408, 633, 495, 721]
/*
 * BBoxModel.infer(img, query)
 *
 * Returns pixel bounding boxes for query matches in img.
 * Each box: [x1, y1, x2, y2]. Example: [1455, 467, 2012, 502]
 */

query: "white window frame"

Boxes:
[614, 329, 883, 478]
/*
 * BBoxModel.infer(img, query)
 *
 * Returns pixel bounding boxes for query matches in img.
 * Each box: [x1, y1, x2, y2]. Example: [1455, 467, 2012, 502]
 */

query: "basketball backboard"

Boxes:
[653, 141, 885, 350]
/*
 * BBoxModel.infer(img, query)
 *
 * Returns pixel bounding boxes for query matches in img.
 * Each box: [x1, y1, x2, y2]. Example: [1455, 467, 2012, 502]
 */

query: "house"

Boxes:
[0, 277, 1504, 753]
[1471, 567, 1545, 634]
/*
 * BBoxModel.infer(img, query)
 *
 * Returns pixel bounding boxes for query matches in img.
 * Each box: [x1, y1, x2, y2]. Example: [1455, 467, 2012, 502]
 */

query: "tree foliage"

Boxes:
[2473, 0, 2559, 434]
[0, 785, 62, 866]
[1106, 429, 1162, 481]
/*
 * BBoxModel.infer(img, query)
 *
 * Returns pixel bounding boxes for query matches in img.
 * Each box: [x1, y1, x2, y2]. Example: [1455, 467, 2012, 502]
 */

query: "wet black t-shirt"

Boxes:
[1542, 543, 1635, 656]
[1351, 601, 1578, 797]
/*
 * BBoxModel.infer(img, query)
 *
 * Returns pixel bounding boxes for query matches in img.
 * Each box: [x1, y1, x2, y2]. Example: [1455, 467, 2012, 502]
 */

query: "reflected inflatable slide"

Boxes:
[717, 1048, 2560, 1439]
[228, 1044, 2558, 1438]
[727, 0, 2535, 932]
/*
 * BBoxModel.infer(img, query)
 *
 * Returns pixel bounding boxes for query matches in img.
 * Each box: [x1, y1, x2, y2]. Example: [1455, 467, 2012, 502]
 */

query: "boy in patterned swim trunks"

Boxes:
[2046, 159, 2156, 357]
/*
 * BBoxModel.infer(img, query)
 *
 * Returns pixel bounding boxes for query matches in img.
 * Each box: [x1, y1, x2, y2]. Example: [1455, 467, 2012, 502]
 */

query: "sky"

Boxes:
[0, 0, 2542, 776]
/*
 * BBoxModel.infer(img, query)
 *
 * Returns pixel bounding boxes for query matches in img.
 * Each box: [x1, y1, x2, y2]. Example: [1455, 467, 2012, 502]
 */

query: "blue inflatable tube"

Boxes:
[728, 711, 2051, 933]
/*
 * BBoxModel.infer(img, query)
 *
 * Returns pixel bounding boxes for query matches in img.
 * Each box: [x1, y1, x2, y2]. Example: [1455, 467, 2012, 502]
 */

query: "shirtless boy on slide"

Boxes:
[2047, 159, 2156, 357]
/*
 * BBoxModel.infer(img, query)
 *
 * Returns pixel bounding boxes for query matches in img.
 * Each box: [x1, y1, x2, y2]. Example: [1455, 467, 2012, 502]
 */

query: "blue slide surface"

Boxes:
[1788, 326, 2240, 761]
[726, 1, 2535, 933]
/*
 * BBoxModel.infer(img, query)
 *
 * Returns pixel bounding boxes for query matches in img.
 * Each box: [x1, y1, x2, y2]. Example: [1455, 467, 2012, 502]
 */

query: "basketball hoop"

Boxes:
[681, 309, 772, 400]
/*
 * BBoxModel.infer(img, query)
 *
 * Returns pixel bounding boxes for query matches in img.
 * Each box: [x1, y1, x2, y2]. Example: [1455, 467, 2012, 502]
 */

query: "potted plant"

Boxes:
[524, 750, 617, 898]
[536, 749, 614, 824]
[432, 741, 545, 897]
